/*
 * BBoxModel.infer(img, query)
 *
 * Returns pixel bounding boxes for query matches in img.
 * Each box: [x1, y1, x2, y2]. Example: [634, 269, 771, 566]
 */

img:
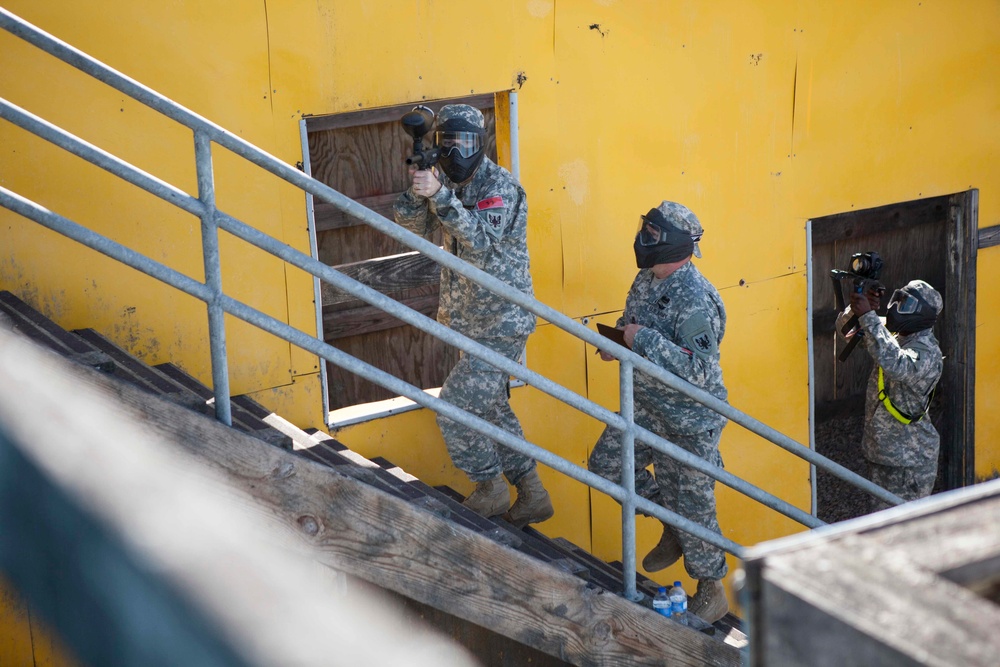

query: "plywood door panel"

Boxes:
[309, 98, 498, 409]
[327, 326, 461, 408]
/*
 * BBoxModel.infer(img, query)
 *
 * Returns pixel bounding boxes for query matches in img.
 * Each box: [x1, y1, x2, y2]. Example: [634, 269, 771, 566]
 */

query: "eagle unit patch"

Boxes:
[478, 196, 507, 236]
[486, 211, 505, 230]
[678, 313, 718, 361]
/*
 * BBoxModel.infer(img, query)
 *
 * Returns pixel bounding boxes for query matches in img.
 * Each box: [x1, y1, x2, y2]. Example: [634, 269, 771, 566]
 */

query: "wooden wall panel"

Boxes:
[309, 98, 498, 410]
[327, 326, 461, 408]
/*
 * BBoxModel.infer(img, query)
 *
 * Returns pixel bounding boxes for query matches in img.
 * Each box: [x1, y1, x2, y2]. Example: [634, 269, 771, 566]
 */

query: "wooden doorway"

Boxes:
[808, 191, 978, 522]
[304, 94, 501, 413]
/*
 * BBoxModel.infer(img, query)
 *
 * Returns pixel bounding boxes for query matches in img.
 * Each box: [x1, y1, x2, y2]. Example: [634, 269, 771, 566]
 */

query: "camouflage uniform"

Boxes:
[853, 309, 943, 512]
[588, 259, 729, 581]
[393, 105, 536, 484]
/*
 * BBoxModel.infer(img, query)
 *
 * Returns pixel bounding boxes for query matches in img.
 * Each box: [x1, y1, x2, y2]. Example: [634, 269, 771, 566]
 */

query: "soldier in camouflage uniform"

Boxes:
[843, 279, 944, 512]
[587, 201, 730, 623]
[393, 104, 553, 528]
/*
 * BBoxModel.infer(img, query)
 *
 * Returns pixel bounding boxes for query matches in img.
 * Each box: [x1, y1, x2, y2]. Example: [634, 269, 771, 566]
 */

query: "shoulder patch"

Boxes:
[678, 313, 719, 361]
[484, 209, 506, 234]
[476, 196, 504, 210]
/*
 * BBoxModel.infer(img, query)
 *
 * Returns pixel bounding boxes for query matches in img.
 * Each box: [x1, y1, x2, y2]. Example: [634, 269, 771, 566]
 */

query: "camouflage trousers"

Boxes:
[867, 459, 937, 513]
[436, 335, 535, 485]
[588, 402, 728, 581]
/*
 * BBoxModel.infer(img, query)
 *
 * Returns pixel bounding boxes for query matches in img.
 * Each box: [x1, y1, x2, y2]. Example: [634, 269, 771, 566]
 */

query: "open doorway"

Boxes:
[808, 191, 978, 523]
[302, 93, 504, 419]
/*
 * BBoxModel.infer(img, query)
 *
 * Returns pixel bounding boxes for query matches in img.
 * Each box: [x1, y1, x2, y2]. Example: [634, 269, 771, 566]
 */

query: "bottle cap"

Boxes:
[673, 581, 682, 587]
[658, 586, 666, 593]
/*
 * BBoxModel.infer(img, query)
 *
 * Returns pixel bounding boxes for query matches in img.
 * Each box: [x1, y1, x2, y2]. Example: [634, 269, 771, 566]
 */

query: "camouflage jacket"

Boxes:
[393, 157, 536, 338]
[856, 311, 943, 466]
[619, 262, 728, 435]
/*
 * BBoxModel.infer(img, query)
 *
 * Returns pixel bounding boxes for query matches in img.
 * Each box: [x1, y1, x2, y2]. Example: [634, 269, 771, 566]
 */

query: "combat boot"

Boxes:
[462, 475, 510, 518]
[688, 579, 728, 624]
[504, 468, 554, 528]
[642, 522, 683, 572]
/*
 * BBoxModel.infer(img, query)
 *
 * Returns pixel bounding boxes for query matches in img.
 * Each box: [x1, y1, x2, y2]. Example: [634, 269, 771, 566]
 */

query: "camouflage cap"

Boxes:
[437, 104, 485, 130]
[904, 279, 943, 315]
[655, 201, 704, 258]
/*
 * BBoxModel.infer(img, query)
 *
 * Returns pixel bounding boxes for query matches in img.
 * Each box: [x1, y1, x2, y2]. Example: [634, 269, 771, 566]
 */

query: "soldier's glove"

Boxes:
[849, 291, 872, 316]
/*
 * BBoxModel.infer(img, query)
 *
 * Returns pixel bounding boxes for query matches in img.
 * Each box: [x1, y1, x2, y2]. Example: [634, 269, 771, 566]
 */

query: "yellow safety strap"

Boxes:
[877, 366, 921, 425]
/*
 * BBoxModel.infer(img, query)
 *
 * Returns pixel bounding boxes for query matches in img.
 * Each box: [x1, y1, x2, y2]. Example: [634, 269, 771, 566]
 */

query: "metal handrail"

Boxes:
[0, 7, 902, 601]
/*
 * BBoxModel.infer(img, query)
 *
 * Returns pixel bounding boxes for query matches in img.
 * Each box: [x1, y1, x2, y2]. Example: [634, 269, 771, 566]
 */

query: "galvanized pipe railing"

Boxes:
[0, 6, 905, 600]
[0, 98, 825, 531]
[0, 95, 900, 515]
[0, 186, 743, 551]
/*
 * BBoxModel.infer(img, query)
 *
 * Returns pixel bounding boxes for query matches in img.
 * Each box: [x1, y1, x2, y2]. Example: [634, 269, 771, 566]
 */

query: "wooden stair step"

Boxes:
[0, 291, 93, 356]
[153, 363, 273, 435]
[73, 328, 189, 396]
[292, 442, 418, 501]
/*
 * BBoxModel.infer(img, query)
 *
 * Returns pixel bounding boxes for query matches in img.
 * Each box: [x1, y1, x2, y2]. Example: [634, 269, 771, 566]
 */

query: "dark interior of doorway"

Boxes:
[810, 191, 977, 523]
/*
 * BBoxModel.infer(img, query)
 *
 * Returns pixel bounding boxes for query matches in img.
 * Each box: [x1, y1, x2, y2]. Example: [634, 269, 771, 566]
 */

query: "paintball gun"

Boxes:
[831, 251, 886, 361]
[401, 105, 440, 170]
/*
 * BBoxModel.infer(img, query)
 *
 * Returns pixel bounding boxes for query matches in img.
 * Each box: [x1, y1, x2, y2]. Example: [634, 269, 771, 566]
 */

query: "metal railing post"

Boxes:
[0, 6, 918, 566]
[194, 130, 232, 426]
[619, 360, 639, 601]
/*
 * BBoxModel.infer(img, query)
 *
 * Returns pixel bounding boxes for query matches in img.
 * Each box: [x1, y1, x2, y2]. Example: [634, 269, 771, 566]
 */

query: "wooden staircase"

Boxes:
[0, 290, 746, 665]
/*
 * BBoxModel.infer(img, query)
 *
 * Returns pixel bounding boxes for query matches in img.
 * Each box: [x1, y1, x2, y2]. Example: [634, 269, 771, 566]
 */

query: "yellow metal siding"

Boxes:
[1, 1, 998, 656]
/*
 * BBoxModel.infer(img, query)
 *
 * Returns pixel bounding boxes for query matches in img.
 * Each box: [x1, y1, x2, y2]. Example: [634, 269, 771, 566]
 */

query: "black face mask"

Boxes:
[436, 119, 486, 185]
[633, 229, 694, 268]
[885, 287, 937, 334]
[438, 149, 485, 185]
[886, 307, 936, 335]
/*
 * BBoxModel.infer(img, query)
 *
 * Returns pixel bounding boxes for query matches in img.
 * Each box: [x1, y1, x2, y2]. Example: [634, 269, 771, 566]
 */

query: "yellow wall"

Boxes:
[0, 575, 78, 667]
[1, 1, 999, 650]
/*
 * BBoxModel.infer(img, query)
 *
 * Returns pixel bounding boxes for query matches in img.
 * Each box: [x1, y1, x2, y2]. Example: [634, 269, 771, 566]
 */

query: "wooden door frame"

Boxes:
[299, 92, 516, 424]
[806, 190, 978, 503]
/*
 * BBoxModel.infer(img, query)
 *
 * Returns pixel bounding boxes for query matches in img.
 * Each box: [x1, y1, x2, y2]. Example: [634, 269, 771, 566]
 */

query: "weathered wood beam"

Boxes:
[745, 481, 1000, 667]
[321, 250, 440, 309]
[0, 331, 475, 667]
[304, 93, 495, 132]
[810, 197, 948, 245]
[0, 330, 741, 667]
[978, 223, 1000, 249]
[314, 191, 402, 232]
[323, 290, 439, 339]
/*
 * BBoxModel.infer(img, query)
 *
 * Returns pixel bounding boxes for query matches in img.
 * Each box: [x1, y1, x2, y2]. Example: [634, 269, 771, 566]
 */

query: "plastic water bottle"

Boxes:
[653, 586, 671, 617]
[669, 581, 688, 625]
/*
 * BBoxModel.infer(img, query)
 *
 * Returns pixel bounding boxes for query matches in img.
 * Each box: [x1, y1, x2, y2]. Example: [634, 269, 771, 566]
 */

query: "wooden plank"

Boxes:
[748, 533, 1000, 666]
[305, 93, 496, 132]
[745, 479, 1000, 667]
[860, 494, 1000, 595]
[810, 196, 949, 245]
[323, 292, 439, 339]
[326, 325, 460, 409]
[0, 331, 740, 667]
[0, 331, 474, 667]
[943, 189, 977, 488]
[978, 223, 1000, 249]
[308, 102, 499, 407]
[314, 191, 402, 233]
[321, 251, 440, 309]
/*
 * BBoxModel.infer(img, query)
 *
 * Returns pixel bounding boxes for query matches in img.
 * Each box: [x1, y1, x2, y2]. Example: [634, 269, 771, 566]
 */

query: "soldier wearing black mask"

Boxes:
[588, 200, 730, 623]
[844, 279, 944, 511]
[394, 104, 553, 530]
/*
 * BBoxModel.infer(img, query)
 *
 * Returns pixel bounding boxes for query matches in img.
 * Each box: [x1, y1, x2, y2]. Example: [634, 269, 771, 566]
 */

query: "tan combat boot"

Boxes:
[504, 468, 554, 528]
[688, 579, 728, 624]
[642, 522, 683, 572]
[462, 475, 511, 518]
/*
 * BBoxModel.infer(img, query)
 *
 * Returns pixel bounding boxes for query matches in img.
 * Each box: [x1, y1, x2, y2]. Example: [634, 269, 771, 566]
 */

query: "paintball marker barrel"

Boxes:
[401, 105, 439, 169]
